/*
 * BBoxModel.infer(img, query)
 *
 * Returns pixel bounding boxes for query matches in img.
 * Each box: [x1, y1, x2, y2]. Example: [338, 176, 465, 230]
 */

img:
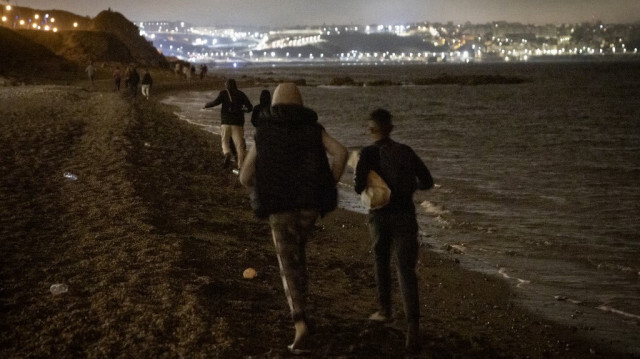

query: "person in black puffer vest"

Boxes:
[203, 79, 253, 169]
[239, 83, 347, 354]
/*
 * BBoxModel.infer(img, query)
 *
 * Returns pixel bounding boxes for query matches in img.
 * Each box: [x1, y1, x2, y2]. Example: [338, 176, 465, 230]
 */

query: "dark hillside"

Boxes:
[19, 30, 135, 64]
[1, 6, 167, 70]
[0, 27, 75, 81]
[91, 10, 168, 67]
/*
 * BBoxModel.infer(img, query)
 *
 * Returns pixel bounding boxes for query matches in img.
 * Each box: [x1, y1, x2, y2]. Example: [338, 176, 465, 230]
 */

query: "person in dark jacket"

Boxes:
[127, 65, 140, 98]
[140, 69, 153, 100]
[203, 79, 253, 169]
[250, 89, 271, 127]
[239, 83, 348, 354]
[354, 108, 433, 354]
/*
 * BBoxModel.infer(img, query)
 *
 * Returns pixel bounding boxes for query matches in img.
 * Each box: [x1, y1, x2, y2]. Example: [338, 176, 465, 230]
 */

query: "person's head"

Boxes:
[259, 89, 271, 106]
[225, 79, 237, 90]
[367, 108, 393, 140]
[271, 83, 303, 107]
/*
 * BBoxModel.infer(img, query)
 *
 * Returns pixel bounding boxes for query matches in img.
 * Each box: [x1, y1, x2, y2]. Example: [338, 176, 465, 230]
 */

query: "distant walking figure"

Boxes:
[127, 66, 140, 98]
[141, 69, 153, 100]
[202, 79, 253, 169]
[85, 61, 96, 86]
[239, 83, 348, 354]
[354, 108, 433, 354]
[113, 66, 122, 91]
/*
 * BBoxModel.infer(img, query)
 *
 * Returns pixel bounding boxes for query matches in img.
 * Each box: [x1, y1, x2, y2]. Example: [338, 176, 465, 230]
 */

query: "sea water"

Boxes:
[163, 61, 640, 353]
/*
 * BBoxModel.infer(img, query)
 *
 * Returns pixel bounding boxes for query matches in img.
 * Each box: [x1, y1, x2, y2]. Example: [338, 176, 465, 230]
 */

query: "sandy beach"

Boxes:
[0, 75, 633, 358]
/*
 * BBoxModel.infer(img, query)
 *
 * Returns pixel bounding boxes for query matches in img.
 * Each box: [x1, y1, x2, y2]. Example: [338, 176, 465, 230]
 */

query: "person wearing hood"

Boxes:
[251, 89, 272, 127]
[239, 83, 348, 354]
[203, 79, 253, 169]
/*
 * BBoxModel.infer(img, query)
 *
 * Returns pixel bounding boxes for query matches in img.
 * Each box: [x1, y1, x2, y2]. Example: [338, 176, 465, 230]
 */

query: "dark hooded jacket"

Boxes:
[251, 89, 272, 127]
[252, 105, 336, 218]
[204, 82, 253, 126]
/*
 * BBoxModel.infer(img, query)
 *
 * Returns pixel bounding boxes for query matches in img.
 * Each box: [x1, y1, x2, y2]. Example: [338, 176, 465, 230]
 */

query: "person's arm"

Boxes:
[354, 147, 375, 194]
[322, 130, 348, 184]
[239, 145, 257, 187]
[242, 93, 253, 113]
[413, 150, 434, 190]
[203, 92, 223, 109]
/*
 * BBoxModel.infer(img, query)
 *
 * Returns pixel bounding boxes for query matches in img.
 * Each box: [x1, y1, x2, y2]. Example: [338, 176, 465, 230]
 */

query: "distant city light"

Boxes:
[73, 22, 78, 28]
[5, 5, 12, 11]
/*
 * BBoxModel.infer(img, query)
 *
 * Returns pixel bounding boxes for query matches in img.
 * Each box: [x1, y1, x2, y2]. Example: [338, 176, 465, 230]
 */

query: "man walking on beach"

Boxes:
[203, 79, 253, 170]
[85, 61, 95, 87]
[141, 69, 153, 100]
[239, 83, 348, 354]
[354, 108, 433, 354]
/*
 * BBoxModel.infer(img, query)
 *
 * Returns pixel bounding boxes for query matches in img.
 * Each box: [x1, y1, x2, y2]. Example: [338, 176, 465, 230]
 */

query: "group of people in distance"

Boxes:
[85, 61, 153, 99]
[203, 79, 434, 355]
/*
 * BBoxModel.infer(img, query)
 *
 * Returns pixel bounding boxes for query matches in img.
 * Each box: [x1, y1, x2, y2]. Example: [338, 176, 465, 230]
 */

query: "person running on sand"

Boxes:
[354, 108, 433, 354]
[250, 89, 271, 127]
[141, 69, 153, 100]
[239, 83, 348, 354]
[203, 79, 253, 169]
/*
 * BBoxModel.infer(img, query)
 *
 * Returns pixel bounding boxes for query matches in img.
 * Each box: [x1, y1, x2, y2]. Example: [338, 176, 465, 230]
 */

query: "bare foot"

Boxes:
[288, 320, 310, 354]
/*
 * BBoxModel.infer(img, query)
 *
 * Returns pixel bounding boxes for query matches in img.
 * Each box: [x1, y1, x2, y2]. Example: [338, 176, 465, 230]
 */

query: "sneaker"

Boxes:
[368, 311, 390, 322]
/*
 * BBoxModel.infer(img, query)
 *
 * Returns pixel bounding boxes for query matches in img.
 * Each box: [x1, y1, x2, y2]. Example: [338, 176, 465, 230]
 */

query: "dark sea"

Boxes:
[163, 61, 640, 353]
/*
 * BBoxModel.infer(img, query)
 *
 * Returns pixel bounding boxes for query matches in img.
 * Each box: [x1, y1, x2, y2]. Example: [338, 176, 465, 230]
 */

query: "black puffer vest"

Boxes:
[252, 106, 337, 218]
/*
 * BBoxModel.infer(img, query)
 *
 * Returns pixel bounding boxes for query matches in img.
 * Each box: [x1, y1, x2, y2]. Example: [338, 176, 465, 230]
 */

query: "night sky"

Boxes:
[12, 0, 640, 26]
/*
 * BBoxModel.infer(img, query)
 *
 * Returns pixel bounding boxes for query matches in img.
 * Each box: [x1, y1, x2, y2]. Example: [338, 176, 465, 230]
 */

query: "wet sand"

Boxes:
[0, 75, 633, 358]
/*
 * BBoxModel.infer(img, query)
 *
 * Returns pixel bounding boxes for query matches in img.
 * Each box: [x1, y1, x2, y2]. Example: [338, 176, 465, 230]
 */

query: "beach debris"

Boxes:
[144, 142, 151, 147]
[554, 295, 568, 301]
[63, 172, 78, 181]
[50, 283, 69, 295]
[242, 267, 257, 279]
[420, 200, 449, 216]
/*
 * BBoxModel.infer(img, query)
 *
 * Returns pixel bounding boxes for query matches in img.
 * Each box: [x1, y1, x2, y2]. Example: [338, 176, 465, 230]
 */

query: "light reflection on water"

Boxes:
[164, 62, 640, 353]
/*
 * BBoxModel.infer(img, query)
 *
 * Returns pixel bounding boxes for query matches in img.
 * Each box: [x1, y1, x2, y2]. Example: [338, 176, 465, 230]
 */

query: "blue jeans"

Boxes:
[368, 210, 420, 323]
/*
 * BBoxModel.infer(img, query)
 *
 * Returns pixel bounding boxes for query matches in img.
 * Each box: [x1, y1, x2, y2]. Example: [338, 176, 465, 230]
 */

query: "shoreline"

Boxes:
[161, 80, 640, 356]
[0, 79, 636, 357]
[160, 78, 640, 356]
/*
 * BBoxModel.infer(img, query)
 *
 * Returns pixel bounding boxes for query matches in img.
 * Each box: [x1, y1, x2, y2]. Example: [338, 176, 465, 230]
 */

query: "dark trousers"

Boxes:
[368, 210, 420, 323]
[269, 209, 319, 322]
